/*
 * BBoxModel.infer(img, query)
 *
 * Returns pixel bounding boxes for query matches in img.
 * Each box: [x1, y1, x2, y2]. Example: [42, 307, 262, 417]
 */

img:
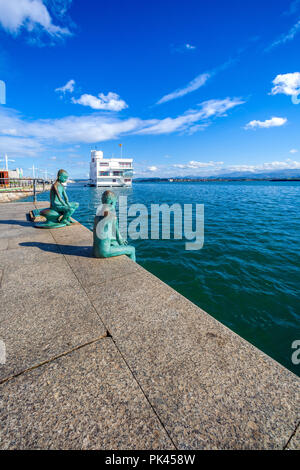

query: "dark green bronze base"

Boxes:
[36, 221, 67, 229]
[33, 208, 68, 229]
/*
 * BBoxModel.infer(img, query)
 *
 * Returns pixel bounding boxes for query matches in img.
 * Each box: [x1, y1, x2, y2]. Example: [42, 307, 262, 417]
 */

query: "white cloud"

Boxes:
[133, 156, 300, 178]
[169, 159, 300, 177]
[156, 56, 237, 105]
[185, 43, 196, 50]
[173, 161, 224, 169]
[0, 0, 71, 38]
[1, 128, 18, 135]
[72, 92, 128, 111]
[0, 135, 44, 157]
[171, 43, 197, 54]
[147, 166, 158, 171]
[55, 79, 75, 94]
[0, 98, 243, 156]
[0, 108, 140, 143]
[227, 159, 300, 172]
[157, 73, 210, 105]
[270, 72, 300, 96]
[139, 98, 244, 135]
[290, 148, 298, 153]
[268, 19, 300, 49]
[245, 117, 287, 129]
[138, 158, 300, 178]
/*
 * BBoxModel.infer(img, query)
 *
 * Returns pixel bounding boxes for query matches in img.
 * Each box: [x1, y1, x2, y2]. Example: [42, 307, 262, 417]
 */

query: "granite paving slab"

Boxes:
[0, 207, 37, 235]
[0, 244, 61, 268]
[85, 267, 186, 335]
[1, 256, 81, 298]
[0, 203, 36, 212]
[86, 269, 300, 450]
[48, 224, 141, 287]
[0, 283, 106, 381]
[0, 226, 38, 239]
[34, 201, 50, 208]
[0, 210, 32, 219]
[7, 230, 55, 250]
[0, 238, 8, 251]
[61, 247, 141, 288]
[50, 223, 92, 243]
[0, 338, 175, 450]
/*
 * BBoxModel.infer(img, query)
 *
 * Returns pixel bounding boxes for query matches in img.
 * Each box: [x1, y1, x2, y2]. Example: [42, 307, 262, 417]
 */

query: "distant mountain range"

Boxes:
[135, 169, 300, 181]
[210, 169, 300, 179]
[75, 169, 300, 182]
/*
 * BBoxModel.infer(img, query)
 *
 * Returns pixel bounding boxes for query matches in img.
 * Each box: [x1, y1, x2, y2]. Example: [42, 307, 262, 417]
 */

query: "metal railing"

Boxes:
[0, 177, 53, 202]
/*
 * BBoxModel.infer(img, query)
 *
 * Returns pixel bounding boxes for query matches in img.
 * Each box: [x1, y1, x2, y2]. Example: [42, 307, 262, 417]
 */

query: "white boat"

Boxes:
[89, 150, 133, 187]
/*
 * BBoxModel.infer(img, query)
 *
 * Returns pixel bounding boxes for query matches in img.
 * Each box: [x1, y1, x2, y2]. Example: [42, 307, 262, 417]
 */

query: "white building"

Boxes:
[0, 167, 23, 179]
[8, 168, 23, 179]
[89, 150, 133, 187]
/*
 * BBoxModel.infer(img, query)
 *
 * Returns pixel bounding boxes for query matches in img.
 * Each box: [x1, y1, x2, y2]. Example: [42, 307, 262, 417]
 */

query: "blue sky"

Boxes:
[0, 0, 300, 178]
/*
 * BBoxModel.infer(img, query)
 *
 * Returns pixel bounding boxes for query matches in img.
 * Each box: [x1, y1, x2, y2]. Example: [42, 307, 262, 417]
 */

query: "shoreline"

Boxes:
[0, 186, 51, 203]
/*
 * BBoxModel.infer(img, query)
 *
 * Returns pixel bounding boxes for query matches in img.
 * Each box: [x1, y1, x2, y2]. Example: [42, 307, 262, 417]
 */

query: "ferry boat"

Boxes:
[89, 150, 133, 187]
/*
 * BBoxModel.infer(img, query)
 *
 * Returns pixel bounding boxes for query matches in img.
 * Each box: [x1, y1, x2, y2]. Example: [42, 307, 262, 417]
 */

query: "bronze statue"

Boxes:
[49, 169, 78, 226]
[93, 190, 136, 261]
[34, 169, 79, 228]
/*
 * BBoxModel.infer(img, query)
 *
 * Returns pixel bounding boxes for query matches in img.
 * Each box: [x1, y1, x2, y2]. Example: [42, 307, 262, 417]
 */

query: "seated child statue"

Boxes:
[93, 190, 136, 262]
[50, 169, 79, 226]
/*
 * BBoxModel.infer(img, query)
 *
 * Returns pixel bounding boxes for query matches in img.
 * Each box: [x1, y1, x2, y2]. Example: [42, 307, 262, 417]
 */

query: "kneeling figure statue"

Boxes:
[35, 169, 79, 228]
[93, 190, 136, 262]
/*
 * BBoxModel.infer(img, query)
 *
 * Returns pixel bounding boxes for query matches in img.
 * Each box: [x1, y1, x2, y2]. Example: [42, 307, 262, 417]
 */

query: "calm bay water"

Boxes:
[29, 181, 300, 375]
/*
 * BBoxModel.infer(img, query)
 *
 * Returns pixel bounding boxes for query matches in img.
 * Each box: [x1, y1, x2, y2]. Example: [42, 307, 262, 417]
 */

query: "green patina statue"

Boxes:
[93, 190, 136, 261]
[34, 169, 79, 228]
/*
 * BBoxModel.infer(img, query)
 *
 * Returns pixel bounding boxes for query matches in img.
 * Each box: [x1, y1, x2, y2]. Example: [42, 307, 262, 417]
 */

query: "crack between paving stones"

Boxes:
[51, 224, 178, 450]
[0, 334, 107, 386]
[283, 420, 300, 450]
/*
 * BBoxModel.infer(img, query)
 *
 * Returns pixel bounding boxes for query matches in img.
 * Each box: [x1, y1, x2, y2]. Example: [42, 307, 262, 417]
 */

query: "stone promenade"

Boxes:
[0, 202, 299, 449]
